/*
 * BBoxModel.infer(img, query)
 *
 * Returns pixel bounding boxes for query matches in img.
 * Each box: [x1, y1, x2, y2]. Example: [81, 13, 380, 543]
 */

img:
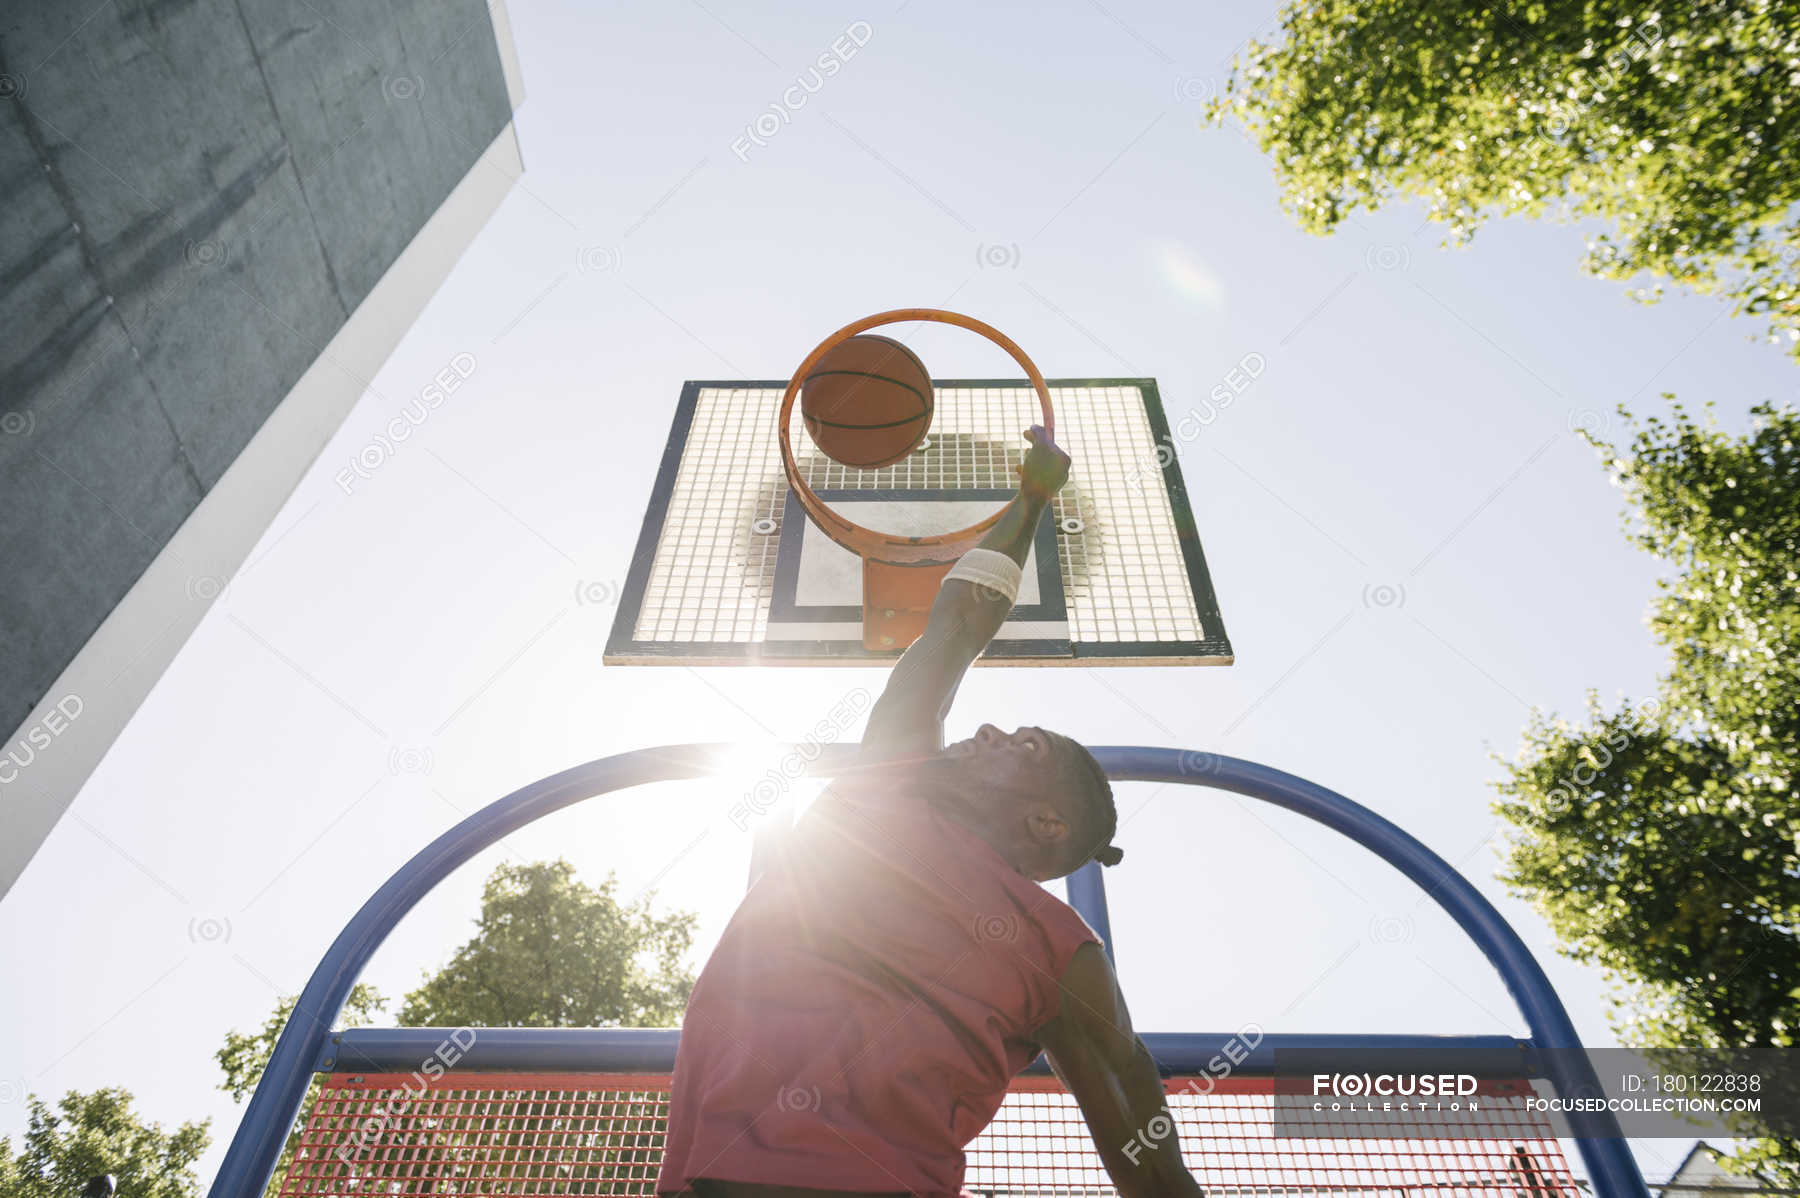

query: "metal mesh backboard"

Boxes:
[277, 1073, 1577, 1196]
[605, 380, 1232, 665]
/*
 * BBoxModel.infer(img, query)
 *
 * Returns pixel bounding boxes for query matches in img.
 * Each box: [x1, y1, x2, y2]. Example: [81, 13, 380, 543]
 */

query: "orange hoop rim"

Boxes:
[778, 309, 1056, 566]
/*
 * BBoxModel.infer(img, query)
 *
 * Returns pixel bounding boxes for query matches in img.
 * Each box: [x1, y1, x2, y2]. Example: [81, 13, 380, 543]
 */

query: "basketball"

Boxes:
[801, 334, 933, 468]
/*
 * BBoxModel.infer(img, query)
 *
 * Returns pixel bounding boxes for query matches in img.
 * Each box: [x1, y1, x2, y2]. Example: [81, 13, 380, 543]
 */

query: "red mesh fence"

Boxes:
[276, 1072, 1579, 1197]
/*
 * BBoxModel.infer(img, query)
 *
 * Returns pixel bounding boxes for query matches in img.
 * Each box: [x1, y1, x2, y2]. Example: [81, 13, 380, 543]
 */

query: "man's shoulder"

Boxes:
[1007, 882, 1104, 975]
[813, 746, 943, 812]
[796, 772, 928, 843]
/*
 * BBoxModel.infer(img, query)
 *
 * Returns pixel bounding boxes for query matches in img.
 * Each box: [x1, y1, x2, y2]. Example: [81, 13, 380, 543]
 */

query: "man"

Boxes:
[658, 427, 1204, 1198]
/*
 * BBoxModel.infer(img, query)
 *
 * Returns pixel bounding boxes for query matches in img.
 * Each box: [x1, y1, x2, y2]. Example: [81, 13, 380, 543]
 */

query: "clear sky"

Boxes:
[2, 0, 1791, 1188]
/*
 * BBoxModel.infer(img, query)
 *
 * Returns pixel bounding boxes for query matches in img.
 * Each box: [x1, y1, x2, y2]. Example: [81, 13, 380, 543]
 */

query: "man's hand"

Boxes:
[1019, 425, 1071, 502]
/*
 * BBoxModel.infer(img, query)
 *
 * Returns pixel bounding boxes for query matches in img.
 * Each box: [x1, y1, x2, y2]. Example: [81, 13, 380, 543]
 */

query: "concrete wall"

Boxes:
[0, 0, 522, 891]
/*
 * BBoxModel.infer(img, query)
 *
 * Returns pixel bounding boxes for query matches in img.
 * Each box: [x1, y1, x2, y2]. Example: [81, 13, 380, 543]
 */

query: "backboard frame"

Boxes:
[603, 379, 1233, 667]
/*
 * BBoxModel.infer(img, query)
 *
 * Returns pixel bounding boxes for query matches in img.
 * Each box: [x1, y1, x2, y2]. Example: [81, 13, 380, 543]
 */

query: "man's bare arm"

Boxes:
[861, 427, 1069, 757]
[1038, 943, 1204, 1198]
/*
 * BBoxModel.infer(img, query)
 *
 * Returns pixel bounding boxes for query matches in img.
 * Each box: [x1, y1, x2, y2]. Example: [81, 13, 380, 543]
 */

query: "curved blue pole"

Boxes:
[1093, 748, 1645, 1198]
[209, 744, 1647, 1198]
[211, 744, 764, 1198]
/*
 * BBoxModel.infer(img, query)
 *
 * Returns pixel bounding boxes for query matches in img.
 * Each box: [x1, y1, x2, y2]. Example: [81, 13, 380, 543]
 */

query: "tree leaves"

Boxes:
[1492, 401, 1800, 1183]
[0, 1089, 209, 1198]
[1213, 1, 1800, 361]
[395, 859, 695, 1029]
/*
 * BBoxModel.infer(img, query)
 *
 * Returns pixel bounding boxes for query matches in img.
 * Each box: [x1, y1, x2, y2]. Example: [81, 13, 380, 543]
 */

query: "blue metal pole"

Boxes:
[1064, 861, 1115, 965]
[1091, 747, 1647, 1198]
[209, 744, 1648, 1198]
[324, 1026, 1539, 1077]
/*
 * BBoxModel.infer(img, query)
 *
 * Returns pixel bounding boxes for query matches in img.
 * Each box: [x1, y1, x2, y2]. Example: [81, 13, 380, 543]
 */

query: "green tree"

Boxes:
[1212, 2, 1800, 361]
[397, 859, 695, 1027]
[217, 860, 696, 1190]
[0, 1088, 208, 1198]
[1493, 401, 1799, 1182]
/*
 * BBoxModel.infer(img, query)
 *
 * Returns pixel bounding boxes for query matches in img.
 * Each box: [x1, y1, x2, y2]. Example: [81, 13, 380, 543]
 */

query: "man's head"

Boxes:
[938, 724, 1121, 881]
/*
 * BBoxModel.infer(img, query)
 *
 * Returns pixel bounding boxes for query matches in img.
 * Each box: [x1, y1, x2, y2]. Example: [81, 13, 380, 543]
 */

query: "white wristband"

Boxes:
[945, 548, 1022, 602]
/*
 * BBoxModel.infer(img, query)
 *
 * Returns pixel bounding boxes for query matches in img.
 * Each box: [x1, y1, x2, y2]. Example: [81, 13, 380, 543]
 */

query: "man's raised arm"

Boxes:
[860, 426, 1070, 757]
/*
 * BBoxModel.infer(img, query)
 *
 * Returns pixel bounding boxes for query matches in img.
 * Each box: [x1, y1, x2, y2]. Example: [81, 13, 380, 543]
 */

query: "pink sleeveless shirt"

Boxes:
[656, 778, 1099, 1196]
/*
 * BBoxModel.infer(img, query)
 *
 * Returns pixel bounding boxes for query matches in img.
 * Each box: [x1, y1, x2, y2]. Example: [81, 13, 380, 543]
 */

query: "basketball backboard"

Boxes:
[605, 379, 1232, 666]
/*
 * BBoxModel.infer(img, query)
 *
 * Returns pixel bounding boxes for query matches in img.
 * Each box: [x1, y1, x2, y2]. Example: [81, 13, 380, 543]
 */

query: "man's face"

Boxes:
[945, 721, 1046, 763]
[944, 724, 1088, 880]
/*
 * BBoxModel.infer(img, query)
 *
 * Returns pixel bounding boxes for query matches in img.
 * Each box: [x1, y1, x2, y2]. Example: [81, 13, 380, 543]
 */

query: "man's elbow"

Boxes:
[929, 579, 1008, 646]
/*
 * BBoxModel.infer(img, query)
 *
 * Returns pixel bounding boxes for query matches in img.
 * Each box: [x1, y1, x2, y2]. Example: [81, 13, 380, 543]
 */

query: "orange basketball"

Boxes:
[801, 334, 933, 469]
